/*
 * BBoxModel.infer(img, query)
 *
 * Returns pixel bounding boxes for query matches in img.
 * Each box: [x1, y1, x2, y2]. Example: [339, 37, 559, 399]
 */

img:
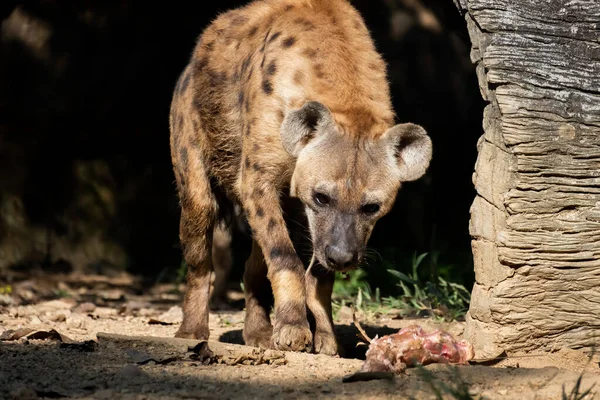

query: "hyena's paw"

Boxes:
[272, 323, 313, 352]
[243, 325, 274, 349]
[174, 323, 209, 341]
[313, 330, 339, 356]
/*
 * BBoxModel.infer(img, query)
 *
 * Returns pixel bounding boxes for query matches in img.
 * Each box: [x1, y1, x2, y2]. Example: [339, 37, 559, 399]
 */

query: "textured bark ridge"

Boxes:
[454, 0, 600, 357]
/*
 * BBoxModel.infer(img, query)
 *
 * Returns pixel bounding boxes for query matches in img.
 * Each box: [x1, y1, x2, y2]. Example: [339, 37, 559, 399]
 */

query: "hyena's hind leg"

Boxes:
[210, 222, 233, 309]
[173, 150, 218, 340]
[242, 240, 274, 349]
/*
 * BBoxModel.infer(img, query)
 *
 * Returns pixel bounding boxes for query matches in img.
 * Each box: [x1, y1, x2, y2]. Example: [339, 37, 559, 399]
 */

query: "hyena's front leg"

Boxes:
[306, 266, 339, 356]
[241, 180, 312, 352]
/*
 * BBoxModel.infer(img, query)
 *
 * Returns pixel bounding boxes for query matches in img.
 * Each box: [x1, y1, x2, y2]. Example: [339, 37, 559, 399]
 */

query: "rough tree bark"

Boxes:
[454, 0, 600, 357]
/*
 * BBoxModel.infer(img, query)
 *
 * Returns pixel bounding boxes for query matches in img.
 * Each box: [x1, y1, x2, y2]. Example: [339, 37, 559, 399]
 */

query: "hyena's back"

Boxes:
[170, 0, 394, 200]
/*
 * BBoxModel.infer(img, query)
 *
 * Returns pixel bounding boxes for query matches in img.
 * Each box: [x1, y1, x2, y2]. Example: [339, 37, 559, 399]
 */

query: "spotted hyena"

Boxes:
[169, 0, 432, 355]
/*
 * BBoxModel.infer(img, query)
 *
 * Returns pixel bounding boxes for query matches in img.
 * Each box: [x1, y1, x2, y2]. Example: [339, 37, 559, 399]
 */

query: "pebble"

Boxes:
[93, 307, 117, 318]
[117, 364, 145, 378]
[38, 299, 75, 310]
[44, 310, 70, 323]
[66, 314, 87, 329]
[153, 306, 183, 324]
[0, 294, 14, 306]
[99, 289, 125, 301]
[72, 302, 96, 314]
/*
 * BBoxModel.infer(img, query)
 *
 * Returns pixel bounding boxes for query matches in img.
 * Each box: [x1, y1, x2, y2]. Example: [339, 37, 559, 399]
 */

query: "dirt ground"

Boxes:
[1, 272, 599, 400]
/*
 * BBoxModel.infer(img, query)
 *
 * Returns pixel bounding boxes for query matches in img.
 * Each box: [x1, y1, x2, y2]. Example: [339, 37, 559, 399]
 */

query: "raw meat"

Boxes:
[355, 319, 474, 374]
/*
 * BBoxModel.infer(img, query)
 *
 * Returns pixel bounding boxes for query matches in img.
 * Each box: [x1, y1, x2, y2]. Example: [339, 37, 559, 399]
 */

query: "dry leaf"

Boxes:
[0, 328, 70, 342]
[0, 328, 34, 340]
[0, 327, 96, 351]
[188, 341, 217, 364]
[221, 348, 286, 366]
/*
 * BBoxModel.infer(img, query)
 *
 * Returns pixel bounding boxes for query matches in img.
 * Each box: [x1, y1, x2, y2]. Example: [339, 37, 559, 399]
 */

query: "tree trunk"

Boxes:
[454, 0, 600, 357]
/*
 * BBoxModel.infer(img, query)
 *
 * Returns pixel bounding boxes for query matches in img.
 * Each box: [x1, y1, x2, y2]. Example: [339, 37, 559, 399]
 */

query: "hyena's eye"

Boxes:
[361, 203, 380, 215]
[314, 192, 330, 206]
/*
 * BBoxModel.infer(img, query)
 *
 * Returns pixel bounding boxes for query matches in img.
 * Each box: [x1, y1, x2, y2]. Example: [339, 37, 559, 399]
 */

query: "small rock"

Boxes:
[498, 389, 508, 395]
[57, 281, 72, 292]
[16, 289, 36, 303]
[93, 307, 117, 318]
[8, 307, 21, 318]
[28, 316, 42, 325]
[73, 302, 96, 314]
[138, 308, 157, 317]
[0, 294, 14, 306]
[66, 314, 87, 329]
[240, 372, 250, 380]
[38, 299, 75, 311]
[44, 310, 71, 323]
[99, 289, 125, 301]
[119, 301, 150, 315]
[148, 306, 182, 325]
[117, 364, 145, 378]
[321, 384, 332, 393]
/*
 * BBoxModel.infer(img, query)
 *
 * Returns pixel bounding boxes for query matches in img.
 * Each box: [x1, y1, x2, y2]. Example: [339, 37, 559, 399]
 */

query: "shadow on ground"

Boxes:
[218, 323, 397, 360]
[1, 338, 595, 400]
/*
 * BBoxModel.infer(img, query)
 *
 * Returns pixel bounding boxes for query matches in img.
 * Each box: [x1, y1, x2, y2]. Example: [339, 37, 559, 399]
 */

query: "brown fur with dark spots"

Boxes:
[169, 0, 432, 356]
[269, 32, 282, 43]
[282, 36, 297, 48]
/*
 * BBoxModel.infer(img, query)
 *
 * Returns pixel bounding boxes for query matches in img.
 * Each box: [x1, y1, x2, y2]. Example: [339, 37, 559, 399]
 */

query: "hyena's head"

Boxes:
[282, 101, 432, 272]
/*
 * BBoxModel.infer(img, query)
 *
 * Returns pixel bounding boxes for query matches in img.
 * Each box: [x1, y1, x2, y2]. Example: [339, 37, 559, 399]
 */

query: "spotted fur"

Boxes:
[169, 0, 432, 355]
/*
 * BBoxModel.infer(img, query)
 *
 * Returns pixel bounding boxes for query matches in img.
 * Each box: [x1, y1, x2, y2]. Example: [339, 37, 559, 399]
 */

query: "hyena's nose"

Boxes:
[325, 245, 356, 269]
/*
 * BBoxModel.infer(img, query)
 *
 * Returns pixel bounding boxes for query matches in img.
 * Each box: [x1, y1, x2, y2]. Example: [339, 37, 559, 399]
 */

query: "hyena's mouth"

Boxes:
[315, 251, 361, 273]
[335, 263, 360, 273]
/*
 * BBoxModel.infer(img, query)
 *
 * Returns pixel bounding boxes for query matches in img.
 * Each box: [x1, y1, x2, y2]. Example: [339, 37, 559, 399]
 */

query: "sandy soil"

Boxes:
[1, 272, 598, 400]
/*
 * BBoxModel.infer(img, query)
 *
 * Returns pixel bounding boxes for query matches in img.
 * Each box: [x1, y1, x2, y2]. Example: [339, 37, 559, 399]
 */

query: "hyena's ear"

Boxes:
[280, 101, 334, 157]
[383, 123, 432, 182]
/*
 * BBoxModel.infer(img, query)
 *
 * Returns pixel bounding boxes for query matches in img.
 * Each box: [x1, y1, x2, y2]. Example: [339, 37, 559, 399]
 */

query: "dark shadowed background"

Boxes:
[0, 0, 483, 296]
